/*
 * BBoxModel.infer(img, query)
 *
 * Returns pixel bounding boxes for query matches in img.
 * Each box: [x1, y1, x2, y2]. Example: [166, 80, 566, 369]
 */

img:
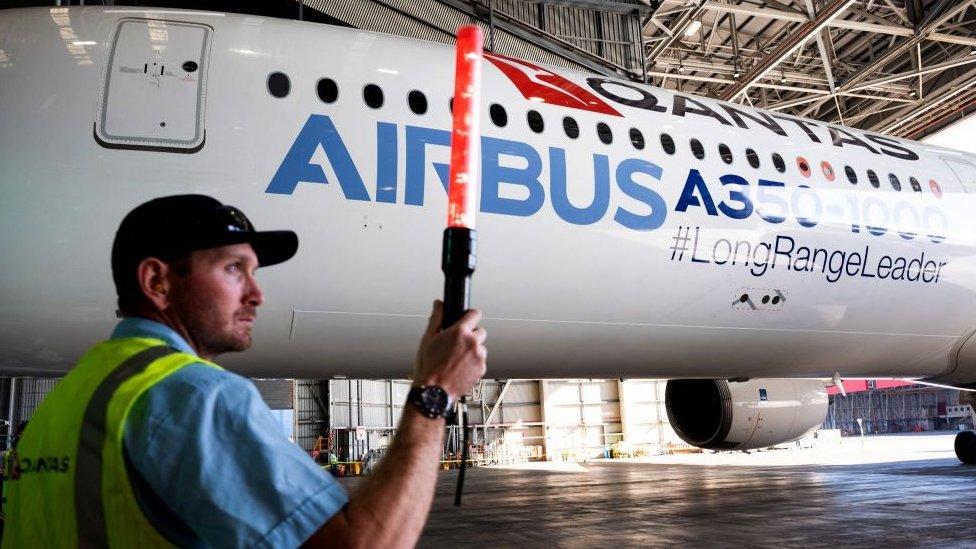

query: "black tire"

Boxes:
[954, 431, 976, 464]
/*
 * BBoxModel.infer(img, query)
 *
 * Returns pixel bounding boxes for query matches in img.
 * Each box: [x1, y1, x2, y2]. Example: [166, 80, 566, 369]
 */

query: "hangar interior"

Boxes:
[4, 0, 976, 468]
[1, 376, 969, 466]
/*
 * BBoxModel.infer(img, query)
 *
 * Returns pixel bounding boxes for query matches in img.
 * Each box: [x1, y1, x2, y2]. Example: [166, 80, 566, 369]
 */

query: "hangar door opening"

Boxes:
[95, 18, 212, 152]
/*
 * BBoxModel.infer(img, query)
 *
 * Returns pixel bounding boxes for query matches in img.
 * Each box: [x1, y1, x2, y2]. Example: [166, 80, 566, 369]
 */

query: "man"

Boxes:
[3, 195, 487, 547]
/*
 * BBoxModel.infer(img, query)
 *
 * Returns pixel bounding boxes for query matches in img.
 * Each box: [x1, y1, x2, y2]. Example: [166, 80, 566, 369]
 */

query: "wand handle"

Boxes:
[441, 227, 476, 329]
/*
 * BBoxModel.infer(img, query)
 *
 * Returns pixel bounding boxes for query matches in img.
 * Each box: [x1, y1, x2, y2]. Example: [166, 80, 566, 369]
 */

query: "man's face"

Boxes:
[168, 243, 264, 358]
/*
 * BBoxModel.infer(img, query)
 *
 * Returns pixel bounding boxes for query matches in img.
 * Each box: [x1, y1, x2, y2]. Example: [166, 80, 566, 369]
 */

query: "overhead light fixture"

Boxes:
[971, 46, 976, 55]
[684, 20, 702, 37]
[779, 71, 787, 84]
[910, 90, 917, 97]
[678, 63, 686, 73]
[733, 70, 741, 78]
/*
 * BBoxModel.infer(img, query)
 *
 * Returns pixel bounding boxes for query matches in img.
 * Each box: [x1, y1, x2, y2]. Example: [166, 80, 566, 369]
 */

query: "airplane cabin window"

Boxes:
[563, 116, 580, 139]
[316, 78, 338, 103]
[363, 84, 384, 109]
[796, 157, 811, 177]
[267, 72, 290, 98]
[845, 165, 857, 185]
[746, 148, 760, 169]
[772, 153, 786, 173]
[597, 122, 613, 145]
[690, 138, 705, 160]
[408, 90, 427, 114]
[910, 176, 922, 193]
[719, 144, 733, 164]
[527, 110, 544, 133]
[629, 128, 644, 150]
[867, 169, 880, 188]
[889, 173, 902, 191]
[660, 133, 676, 155]
[490, 103, 508, 127]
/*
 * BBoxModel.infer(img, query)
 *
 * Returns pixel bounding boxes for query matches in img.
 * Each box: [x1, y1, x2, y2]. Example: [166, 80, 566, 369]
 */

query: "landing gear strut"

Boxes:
[955, 431, 976, 464]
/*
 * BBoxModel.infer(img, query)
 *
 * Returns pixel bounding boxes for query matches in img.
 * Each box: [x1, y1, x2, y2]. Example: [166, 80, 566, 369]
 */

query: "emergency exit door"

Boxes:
[95, 18, 212, 152]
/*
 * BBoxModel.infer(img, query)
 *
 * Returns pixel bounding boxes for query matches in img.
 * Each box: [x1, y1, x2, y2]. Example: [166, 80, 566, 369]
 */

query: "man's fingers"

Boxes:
[473, 326, 487, 345]
[457, 309, 483, 331]
[424, 300, 443, 337]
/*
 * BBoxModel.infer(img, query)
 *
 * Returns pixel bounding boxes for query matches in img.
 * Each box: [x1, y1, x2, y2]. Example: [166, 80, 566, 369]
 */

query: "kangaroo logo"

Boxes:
[485, 53, 621, 116]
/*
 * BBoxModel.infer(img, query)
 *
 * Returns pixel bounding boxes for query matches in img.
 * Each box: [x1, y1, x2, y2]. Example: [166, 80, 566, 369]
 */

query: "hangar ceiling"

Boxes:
[312, 0, 976, 140]
[644, 0, 976, 140]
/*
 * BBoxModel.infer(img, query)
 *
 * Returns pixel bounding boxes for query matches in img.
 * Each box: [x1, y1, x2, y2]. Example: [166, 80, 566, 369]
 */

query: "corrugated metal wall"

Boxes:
[251, 378, 295, 410]
[542, 379, 622, 458]
[329, 379, 411, 429]
[296, 379, 330, 452]
[824, 387, 961, 434]
[0, 377, 59, 449]
[296, 377, 683, 460]
[619, 379, 673, 447]
[309, 0, 644, 76]
[489, 0, 642, 71]
[0, 376, 302, 449]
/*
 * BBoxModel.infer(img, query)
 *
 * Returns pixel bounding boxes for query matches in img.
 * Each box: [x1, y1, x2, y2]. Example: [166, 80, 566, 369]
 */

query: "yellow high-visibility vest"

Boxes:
[2, 337, 220, 547]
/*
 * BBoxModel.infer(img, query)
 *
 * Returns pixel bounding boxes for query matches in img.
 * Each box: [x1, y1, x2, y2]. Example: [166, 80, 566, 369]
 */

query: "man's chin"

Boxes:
[206, 334, 252, 357]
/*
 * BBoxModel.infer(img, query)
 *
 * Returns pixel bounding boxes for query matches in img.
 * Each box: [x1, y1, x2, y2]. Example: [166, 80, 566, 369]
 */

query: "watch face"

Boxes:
[413, 386, 448, 418]
[422, 386, 448, 414]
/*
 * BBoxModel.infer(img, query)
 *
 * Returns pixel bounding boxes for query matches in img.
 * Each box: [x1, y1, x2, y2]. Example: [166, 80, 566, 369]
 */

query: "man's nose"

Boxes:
[246, 276, 264, 307]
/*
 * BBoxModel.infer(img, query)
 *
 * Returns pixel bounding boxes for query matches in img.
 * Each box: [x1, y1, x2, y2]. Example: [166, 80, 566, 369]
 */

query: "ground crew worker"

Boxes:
[3, 194, 487, 547]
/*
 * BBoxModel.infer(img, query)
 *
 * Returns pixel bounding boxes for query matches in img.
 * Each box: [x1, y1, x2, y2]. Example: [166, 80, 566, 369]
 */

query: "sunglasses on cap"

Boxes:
[191, 205, 255, 235]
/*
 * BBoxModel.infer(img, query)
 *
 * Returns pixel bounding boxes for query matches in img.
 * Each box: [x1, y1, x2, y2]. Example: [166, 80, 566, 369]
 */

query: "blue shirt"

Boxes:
[114, 318, 348, 548]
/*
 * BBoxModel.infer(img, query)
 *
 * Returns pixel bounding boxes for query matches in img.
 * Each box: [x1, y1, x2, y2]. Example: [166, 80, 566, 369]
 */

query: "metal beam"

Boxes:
[719, 0, 856, 101]
[928, 32, 976, 47]
[791, 55, 976, 117]
[656, 0, 976, 46]
[484, 380, 513, 427]
[645, 0, 707, 63]
[652, 57, 838, 85]
[850, 55, 976, 92]
[767, 90, 914, 111]
[877, 71, 976, 133]
[833, 1, 976, 96]
[646, 69, 830, 93]
[806, 0, 837, 92]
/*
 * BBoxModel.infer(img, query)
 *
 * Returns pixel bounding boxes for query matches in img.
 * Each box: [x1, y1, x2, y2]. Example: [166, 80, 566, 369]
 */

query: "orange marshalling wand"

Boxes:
[441, 25, 483, 508]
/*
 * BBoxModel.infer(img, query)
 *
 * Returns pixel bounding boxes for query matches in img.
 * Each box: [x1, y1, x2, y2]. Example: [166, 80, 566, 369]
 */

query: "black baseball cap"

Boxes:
[112, 195, 298, 291]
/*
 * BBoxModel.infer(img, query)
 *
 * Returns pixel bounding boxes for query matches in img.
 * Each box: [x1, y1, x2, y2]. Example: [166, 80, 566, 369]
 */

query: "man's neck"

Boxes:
[130, 310, 213, 361]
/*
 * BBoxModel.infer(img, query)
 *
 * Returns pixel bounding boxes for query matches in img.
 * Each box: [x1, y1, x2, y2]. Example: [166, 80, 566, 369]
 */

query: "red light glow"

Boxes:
[446, 26, 484, 229]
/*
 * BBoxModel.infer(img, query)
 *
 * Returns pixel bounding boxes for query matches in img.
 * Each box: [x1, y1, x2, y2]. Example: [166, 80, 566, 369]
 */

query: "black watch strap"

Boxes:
[408, 385, 450, 419]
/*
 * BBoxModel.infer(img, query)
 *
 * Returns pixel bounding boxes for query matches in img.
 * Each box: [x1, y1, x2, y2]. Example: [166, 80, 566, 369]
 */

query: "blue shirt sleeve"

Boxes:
[124, 364, 348, 548]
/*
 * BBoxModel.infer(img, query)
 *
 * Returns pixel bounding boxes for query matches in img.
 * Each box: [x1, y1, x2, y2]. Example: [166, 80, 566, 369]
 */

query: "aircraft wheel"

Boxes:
[954, 431, 976, 465]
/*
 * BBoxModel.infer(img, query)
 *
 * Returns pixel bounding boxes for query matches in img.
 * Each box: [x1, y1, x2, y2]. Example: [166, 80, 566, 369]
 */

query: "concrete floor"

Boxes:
[338, 432, 976, 548]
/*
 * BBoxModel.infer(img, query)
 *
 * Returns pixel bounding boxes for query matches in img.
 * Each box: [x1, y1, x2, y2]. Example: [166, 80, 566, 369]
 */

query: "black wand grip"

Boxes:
[441, 227, 477, 329]
[441, 227, 477, 507]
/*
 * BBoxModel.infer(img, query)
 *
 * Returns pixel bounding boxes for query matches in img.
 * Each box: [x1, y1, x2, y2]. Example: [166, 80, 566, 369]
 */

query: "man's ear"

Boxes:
[137, 257, 173, 311]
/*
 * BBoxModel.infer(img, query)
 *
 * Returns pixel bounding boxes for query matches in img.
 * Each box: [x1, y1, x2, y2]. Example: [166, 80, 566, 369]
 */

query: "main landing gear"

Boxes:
[955, 431, 976, 464]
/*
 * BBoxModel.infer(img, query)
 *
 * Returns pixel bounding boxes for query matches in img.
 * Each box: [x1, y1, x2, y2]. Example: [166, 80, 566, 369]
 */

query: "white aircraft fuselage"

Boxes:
[3, 7, 976, 384]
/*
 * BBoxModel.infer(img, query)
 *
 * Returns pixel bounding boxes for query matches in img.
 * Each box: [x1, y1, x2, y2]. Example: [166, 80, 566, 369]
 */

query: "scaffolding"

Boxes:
[823, 386, 961, 435]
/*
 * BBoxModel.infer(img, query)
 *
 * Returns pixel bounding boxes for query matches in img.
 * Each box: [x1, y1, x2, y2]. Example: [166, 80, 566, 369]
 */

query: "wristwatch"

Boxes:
[407, 385, 451, 419]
